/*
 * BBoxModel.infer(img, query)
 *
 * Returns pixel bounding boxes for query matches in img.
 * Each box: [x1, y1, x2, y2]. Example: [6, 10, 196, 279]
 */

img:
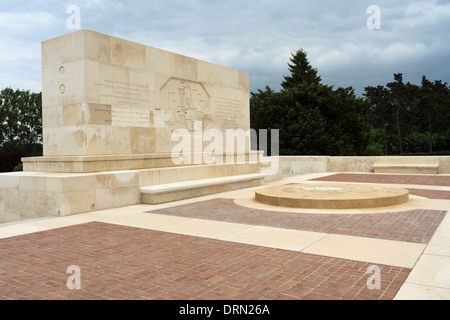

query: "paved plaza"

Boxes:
[1, 172, 449, 300]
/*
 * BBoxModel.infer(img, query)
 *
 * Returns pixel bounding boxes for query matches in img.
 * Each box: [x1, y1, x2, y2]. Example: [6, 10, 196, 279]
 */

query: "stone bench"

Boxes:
[141, 173, 267, 204]
[372, 158, 439, 174]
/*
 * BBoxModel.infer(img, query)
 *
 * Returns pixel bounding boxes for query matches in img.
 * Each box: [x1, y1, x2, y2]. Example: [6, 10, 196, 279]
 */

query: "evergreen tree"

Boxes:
[251, 49, 370, 156]
[281, 49, 321, 89]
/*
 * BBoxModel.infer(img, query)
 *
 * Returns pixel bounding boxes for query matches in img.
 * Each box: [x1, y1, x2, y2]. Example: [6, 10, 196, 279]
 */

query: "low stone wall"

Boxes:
[280, 156, 450, 177]
[437, 156, 450, 173]
[0, 162, 264, 224]
[280, 156, 328, 176]
[327, 157, 376, 173]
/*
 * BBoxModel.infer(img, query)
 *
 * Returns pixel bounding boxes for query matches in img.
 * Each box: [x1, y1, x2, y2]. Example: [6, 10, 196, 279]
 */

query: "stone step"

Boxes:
[373, 164, 439, 174]
[141, 173, 266, 205]
[138, 162, 263, 186]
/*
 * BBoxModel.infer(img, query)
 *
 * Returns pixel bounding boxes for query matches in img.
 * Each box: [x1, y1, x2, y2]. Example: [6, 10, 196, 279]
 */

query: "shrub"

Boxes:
[13, 162, 23, 172]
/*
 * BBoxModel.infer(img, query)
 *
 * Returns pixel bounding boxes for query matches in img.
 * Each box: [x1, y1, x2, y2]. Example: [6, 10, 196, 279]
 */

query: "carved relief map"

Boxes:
[160, 78, 211, 132]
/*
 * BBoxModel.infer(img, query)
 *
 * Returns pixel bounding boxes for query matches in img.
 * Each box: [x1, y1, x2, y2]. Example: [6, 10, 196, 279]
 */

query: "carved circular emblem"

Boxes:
[59, 84, 66, 94]
[282, 186, 345, 193]
[58, 66, 65, 75]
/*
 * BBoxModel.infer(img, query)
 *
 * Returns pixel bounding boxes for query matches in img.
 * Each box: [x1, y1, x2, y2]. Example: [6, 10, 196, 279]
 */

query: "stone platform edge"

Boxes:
[22, 151, 265, 173]
[1, 160, 273, 223]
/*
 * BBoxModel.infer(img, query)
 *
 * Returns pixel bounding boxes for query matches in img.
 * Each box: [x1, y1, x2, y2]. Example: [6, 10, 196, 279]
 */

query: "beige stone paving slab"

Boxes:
[88, 204, 155, 216]
[0, 213, 100, 238]
[403, 254, 450, 289]
[425, 212, 450, 256]
[97, 212, 199, 231]
[0, 204, 152, 238]
[428, 213, 450, 246]
[394, 283, 450, 300]
[302, 234, 426, 268]
[421, 209, 450, 256]
[0, 224, 48, 239]
[218, 225, 328, 251]
[425, 245, 450, 257]
[147, 215, 253, 239]
[396, 208, 450, 299]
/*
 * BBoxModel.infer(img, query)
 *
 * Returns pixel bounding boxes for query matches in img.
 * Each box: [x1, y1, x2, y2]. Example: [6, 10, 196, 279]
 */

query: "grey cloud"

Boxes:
[0, 0, 448, 97]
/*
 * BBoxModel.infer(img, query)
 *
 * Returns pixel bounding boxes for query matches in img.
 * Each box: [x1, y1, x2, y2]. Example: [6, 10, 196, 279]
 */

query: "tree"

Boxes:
[0, 88, 20, 149]
[281, 49, 321, 89]
[0, 88, 42, 156]
[251, 49, 370, 156]
[386, 73, 414, 155]
[365, 74, 450, 155]
[363, 85, 393, 155]
[418, 76, 449, 153]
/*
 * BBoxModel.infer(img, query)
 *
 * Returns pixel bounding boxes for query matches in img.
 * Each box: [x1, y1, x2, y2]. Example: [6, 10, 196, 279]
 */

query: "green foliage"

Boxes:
[251, 50, 370, 156]
[362, 127, 385, 156]
[252, 50, 450, 157]
[364, 74, 450, 155]
[281, 49, 321, 90]
[0, 88, 42, 157]
[13, 162, 23, 172]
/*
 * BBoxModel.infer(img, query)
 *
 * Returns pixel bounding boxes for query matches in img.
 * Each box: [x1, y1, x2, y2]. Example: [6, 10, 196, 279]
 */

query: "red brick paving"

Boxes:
[310, 173, 450, 187]
[0, 222, 410, 300]
[406, 188, 450, 200]
[1, 172, 448, 300]
[149, 199, 446, 244]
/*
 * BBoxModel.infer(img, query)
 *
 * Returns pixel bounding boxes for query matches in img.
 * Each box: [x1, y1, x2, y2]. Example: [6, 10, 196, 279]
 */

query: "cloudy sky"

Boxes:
[1, 0, 449, 97]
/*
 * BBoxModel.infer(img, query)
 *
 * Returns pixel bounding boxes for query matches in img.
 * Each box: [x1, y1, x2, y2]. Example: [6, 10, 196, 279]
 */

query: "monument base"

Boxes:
[22, 151, 265, 173]
[1, 159, 279, 224]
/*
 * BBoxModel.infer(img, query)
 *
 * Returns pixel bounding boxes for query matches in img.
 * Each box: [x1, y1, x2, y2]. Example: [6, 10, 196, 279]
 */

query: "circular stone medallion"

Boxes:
[255, 183, 409, 209]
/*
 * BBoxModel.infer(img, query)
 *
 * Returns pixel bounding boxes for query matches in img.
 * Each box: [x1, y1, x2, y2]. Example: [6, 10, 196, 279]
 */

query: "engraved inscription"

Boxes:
[94, 79, 155, 127]
[220, 117, 240, 129]
[112, 106, 150, 127]
[88, 104, 112, 125]
[95, 79, 153, 107]
[215, 97, 245, 118]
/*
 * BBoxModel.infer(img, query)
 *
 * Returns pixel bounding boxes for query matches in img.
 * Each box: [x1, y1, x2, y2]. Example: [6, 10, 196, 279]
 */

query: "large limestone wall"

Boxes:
[41, 29, 250, 157]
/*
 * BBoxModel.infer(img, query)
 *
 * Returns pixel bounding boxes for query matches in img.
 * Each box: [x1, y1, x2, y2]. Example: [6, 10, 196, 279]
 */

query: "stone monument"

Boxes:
[0, 30, 276, 223]
[24, 29, 254, 172]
